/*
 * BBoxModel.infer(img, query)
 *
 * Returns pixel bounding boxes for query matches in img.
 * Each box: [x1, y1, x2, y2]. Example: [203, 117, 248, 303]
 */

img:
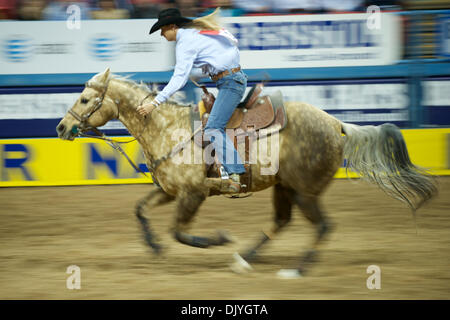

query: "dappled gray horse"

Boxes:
[56, 69, 437, 276]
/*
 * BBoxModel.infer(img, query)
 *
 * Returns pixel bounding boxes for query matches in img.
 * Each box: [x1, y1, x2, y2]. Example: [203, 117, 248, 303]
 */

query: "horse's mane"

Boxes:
[96, 73, 194, 108]
[111, 73, 156, 94]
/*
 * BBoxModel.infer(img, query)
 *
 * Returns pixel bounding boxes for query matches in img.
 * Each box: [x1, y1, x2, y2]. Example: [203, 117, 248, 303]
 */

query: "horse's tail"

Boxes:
[341, 122, 438, 212]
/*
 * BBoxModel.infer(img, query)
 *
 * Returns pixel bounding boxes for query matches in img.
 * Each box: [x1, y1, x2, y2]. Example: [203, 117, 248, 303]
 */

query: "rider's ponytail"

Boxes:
[184, 7, 222, 31]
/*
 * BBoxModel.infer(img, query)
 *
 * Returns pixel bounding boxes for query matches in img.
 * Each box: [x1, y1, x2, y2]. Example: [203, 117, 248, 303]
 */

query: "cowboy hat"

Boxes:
[149, 8, 192, 34]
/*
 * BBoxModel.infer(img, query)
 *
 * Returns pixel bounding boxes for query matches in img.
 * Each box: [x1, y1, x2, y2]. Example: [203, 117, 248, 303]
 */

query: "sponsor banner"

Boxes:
[14, 88, 151, 133]
[0, 79, 410, 138]
[440, 15, 450, 57]
[0, 12, 401, 77]
[0, 92, 79, 119]
[223, 12, 402, 68]
[1, 129, 449, 187]
[0, 137, 152, 187]
[423, 78, 450, 106]
[422, 78, 450, 126]
[0, 19, 174, 75]
[0, 91, 128, 137]
[0, 84, 189, 138]
[204, 79, 410, 127]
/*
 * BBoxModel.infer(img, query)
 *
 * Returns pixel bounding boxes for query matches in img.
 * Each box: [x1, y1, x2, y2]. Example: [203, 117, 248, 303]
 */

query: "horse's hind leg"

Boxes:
[172, 191, 233, 248]
[231, 184, 294, 273]
[281, 194, 332, 277]
[135, 187, 175, 254]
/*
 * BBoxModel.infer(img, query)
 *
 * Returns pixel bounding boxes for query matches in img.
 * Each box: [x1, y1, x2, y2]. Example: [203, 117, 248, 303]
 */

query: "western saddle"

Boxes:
[190, 83, 287, 195]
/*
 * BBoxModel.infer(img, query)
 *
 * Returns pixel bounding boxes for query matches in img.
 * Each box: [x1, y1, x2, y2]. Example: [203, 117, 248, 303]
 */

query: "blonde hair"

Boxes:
[185, 7, 222, 31]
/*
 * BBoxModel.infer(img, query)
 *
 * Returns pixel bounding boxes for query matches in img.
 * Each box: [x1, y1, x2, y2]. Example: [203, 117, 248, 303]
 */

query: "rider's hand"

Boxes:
[137, 100, 158, 117]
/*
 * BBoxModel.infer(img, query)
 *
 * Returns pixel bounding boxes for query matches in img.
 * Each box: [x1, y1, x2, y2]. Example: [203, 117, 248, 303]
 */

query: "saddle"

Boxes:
[190, 83, 287, 195]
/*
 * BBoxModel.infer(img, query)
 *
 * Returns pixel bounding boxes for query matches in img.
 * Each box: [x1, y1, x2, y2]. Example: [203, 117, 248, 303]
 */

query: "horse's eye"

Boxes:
[81, 98, 89, 104]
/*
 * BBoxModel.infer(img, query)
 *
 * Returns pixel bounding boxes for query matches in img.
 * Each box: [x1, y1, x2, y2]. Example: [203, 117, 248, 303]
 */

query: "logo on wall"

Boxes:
[3, 35, 33, 62]
[89, 34, 121, 61]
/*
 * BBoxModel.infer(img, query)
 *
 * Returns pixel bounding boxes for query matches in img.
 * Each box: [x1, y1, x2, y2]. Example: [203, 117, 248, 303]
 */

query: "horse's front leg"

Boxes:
[135, 187, 175, 254]
[172, 191, 233, 248]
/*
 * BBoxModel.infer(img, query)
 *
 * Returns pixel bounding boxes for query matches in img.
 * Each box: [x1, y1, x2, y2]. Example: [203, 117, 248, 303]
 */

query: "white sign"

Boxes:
[204, 81, 409, 110]
[1, 13, 402, 76]
[223, 12, 402, 68]
[0, 80, 409, 126]
[0, 19, 174, 75]
[0, 93, 79, 119]
[423, 80, 450, 106]
[260, 82, 409, 110]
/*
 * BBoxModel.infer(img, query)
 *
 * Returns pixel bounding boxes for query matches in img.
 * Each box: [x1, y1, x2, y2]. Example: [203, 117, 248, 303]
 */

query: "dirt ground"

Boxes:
[0, 177, 449, 300]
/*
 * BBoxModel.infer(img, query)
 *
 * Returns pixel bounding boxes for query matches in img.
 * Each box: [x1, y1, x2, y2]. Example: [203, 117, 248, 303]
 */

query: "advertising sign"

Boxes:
[224, 12, 402, 68]
[1, 130, 448, 187]
[0, 19, 174, 75]
[204, 79, 410, 127]
[0, 78, 411, 138]
[0, 12, 402, 78]
[0, 137, 152, 187]
[422, 77, 450, 126]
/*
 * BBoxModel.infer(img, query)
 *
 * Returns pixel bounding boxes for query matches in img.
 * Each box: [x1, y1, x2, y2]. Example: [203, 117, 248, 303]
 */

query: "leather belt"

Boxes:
[210, 66, 241, 82]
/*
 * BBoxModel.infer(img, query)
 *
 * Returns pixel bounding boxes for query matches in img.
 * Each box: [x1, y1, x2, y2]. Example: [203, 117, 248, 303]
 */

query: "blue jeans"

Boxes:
[204, 70, 247, 175]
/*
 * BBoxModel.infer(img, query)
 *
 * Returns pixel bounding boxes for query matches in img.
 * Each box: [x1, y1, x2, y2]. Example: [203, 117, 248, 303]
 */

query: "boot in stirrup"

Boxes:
[204, 173, 242, 194]
[227, 173, 242, 194]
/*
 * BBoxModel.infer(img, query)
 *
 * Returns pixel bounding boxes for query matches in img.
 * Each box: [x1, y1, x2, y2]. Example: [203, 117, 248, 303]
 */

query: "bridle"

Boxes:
[67, 80, 150, 178]
[68, 80, 118, 135]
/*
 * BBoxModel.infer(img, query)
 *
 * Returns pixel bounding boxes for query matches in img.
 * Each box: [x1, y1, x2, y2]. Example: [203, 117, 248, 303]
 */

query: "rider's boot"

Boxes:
[227, 173, 241, 193]
[205, 173, 242, 194]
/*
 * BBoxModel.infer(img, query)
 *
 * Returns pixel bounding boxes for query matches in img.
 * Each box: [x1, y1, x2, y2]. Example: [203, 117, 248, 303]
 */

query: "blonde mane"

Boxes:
[99, 73, 193, 108]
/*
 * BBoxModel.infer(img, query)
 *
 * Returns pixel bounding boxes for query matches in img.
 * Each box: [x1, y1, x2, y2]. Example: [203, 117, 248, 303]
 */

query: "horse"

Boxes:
[56, 68, 437, 277]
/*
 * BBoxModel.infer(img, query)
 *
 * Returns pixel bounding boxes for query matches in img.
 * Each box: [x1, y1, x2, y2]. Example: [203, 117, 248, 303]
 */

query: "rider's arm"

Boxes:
[154, 32, 198, 105]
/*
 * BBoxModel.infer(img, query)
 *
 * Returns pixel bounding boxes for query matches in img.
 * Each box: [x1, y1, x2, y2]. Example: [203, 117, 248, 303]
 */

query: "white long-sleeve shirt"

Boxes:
[154, 28, 241, 105]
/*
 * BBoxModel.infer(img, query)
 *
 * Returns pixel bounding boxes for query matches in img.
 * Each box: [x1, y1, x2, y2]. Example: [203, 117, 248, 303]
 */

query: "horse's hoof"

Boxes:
[230, 252, 253, 274]
[276, 269, 303, 279]
[151, 243, 164, 255]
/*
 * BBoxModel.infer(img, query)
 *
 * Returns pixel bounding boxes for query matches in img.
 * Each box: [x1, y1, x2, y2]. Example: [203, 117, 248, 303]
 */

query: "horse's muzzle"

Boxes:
[56, 123, 65, 136]
[56, 122, 77, 140]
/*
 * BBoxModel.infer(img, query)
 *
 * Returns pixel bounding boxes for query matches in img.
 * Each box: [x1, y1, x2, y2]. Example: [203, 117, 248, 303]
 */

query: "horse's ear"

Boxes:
[98, 68, 111, 84]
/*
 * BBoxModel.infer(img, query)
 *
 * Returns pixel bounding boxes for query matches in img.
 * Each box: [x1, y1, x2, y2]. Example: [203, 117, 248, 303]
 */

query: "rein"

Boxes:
[79, 127, 148, 178]
[147, 125, 202, 174]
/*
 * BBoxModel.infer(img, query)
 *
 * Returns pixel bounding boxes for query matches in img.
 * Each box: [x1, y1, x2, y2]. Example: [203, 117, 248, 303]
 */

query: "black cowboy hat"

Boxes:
[149, 8, 192, 34]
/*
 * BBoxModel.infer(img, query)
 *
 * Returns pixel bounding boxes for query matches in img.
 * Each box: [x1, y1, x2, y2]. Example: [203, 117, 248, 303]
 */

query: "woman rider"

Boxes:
[137, 8, 247, 193]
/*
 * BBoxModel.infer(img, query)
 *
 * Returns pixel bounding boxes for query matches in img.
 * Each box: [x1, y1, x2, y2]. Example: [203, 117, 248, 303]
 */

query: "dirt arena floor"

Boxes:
[0, 177, 449, 300]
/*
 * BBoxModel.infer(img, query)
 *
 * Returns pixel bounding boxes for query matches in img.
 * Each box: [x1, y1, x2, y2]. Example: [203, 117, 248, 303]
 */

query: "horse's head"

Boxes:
[56, 68, 119, 140]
